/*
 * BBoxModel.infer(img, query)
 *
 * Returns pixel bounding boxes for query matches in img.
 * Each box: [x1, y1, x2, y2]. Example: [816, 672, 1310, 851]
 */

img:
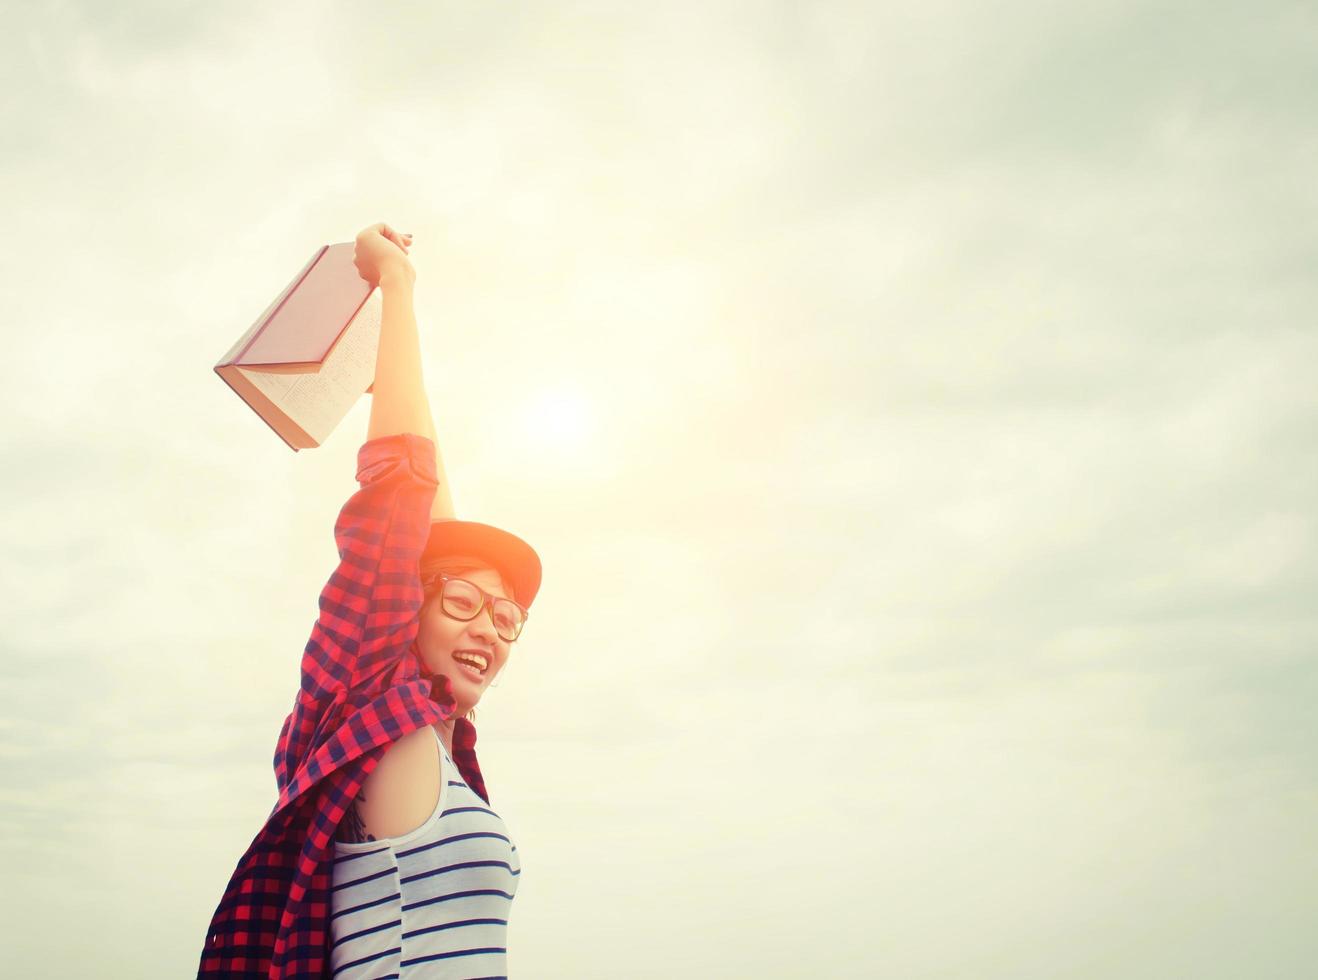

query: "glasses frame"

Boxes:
[423, 572, 529, 643]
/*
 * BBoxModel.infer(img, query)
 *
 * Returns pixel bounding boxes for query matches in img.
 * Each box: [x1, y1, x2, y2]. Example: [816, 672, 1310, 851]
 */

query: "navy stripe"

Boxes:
[402, 917, 507, 940]
[400, 947, 506, 966]
[401, 888, 515, 913]
[332, 866, 397, 892]
[332, 945, 401, 977]
[333, 845, 390, 865]
[331, 891, 402, 920]
[400, 860, 515, 885]
[331, 917, 402, 950]
[396, 830, 509, 859]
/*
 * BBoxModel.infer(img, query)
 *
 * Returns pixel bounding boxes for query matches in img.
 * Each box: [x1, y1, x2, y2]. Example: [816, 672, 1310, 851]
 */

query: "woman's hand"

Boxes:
[353, 222, 415, 287]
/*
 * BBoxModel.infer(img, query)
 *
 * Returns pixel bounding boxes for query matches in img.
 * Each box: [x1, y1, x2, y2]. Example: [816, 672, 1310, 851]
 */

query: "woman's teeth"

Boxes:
[453, 652, 487, 676]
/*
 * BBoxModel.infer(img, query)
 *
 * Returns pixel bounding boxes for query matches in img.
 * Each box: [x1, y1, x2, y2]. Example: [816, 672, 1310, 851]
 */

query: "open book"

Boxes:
[214, 242, 381, 450]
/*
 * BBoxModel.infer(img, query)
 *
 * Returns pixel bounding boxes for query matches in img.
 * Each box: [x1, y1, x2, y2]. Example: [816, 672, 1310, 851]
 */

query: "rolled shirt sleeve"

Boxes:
[300, 432, 439, 702]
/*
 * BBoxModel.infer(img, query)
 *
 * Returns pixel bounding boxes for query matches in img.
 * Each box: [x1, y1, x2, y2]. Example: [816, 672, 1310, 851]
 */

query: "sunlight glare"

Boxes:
[525, 385, 595, 457]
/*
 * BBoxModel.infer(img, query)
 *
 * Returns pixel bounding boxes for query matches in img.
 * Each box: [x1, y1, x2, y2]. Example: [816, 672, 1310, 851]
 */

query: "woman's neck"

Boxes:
[433, 716, 456, 754]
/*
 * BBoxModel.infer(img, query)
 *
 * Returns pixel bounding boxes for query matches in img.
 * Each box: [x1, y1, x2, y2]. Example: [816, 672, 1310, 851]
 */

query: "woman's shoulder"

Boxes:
[353, 725, 444, 840]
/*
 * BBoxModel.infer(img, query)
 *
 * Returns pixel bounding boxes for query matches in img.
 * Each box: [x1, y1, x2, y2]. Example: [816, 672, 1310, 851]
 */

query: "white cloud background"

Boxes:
[2, 1, 1316, 976]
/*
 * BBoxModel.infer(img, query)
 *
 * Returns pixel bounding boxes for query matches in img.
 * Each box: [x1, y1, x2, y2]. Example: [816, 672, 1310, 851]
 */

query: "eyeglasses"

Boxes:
[423, 573, 528, 643]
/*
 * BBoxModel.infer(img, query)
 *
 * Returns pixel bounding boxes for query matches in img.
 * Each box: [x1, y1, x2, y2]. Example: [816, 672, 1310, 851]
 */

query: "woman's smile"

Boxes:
[451, 649, 490, 682]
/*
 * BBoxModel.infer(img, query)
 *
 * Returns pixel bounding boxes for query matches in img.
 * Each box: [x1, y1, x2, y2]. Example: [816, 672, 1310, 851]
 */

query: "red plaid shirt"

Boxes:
[197, 432, 488, 979]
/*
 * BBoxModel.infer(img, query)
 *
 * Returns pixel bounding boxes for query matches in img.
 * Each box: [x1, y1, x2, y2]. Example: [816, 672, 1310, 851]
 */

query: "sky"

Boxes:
[2, 0, 1316, 976]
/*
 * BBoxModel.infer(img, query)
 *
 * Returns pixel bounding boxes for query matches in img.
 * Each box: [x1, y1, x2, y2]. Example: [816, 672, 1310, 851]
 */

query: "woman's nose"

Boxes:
[468, 607, 498, 641]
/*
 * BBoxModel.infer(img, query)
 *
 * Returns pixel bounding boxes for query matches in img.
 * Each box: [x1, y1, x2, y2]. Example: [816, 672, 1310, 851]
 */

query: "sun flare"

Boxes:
[525, 386, 595, 454]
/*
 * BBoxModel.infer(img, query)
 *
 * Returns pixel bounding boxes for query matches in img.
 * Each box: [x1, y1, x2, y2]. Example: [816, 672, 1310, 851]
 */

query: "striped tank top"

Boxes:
[329, 726, 521, 979]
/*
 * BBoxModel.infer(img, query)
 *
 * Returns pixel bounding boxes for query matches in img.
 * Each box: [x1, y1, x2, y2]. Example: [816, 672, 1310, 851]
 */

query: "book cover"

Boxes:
[214, 242, 381, 450]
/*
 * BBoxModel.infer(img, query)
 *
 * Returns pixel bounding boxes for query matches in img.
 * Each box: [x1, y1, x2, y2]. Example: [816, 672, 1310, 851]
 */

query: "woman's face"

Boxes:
[416, 566, 513, 712]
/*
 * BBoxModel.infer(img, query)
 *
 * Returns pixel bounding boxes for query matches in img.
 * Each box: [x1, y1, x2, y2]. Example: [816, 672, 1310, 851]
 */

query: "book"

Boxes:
[214, 242, 382, 451]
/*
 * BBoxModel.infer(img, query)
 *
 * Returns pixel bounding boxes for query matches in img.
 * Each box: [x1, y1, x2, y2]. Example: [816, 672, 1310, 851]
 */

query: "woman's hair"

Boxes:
[419, 554, 517, 725]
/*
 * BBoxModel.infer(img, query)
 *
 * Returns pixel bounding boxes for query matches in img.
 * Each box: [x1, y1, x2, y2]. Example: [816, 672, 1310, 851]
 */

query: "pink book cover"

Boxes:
[214, 242, 380, 450]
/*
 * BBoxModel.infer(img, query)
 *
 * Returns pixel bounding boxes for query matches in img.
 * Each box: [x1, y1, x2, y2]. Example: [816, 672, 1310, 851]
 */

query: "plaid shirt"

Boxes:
[197, 432, 489, 979]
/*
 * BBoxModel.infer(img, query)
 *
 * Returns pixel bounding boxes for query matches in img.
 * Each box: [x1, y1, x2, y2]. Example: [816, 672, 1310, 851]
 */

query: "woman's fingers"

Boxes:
[358, 222, 412, 252]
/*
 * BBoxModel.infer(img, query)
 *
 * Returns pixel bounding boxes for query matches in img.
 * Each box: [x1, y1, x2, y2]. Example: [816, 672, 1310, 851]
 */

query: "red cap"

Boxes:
[420, 518, 542, 610]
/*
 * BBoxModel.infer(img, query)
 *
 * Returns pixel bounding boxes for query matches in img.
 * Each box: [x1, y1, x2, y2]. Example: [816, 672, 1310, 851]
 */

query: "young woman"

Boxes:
[199, 222, 542, 980]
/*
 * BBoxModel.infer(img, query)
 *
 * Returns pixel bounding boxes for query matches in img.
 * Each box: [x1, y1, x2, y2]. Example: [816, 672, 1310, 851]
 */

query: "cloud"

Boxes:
[2, 1, 1316, 976]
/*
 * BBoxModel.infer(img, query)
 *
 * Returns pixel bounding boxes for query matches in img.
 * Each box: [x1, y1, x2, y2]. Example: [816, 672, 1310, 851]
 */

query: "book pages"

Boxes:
[241, 288, 383, 446]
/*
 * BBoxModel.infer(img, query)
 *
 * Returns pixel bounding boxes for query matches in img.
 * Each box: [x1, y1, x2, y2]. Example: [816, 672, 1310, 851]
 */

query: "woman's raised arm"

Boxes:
[356, 222, 456, 521]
